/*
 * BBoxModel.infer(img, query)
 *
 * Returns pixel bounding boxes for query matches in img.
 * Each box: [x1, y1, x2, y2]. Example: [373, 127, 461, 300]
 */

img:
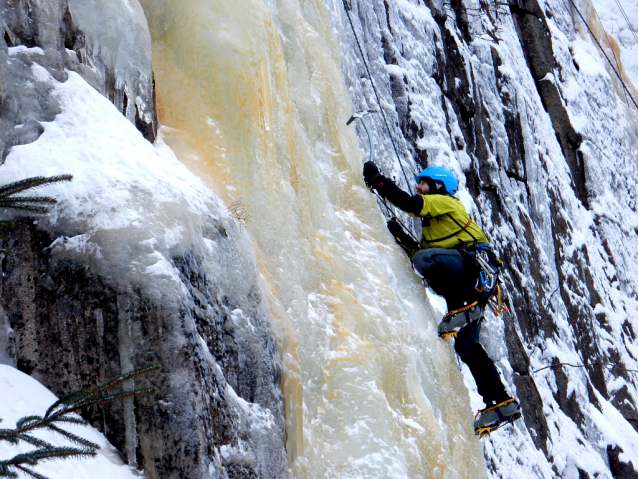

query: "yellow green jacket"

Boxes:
[403, 194, 488, 250]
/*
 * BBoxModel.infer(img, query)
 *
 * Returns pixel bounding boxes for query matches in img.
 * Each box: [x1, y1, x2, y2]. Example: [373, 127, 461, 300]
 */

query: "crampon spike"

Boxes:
[476, 427, 493, 439]
[440, 331, 458, 341]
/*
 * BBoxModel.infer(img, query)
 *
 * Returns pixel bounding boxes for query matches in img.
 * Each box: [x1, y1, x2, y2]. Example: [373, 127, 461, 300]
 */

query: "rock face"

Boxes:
[1, 219, 287, 478]
[333, 0, 638, 476]
[0, 0, 158, 161]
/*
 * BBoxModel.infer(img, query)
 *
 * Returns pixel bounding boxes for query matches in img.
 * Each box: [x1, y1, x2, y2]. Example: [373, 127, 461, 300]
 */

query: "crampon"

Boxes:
[474, 398, 522, 438]
[437, 301, 483, 340]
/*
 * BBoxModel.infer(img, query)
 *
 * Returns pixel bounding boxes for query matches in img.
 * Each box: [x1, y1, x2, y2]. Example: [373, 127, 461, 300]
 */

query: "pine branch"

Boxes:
[46, 425, 99, 450]
[14, 434, 54, 449]
[0, 197, 57, 204]
[0, 176, 73, 199]
[45, 364, 161, 417]
[45, 416, 88, 427]
[0, 463, 18, 478]
[46, 387, 98, 415]
[7, 447, 97, 464]
[12, 465, 46, 479]
[0, 204, 51, 214]
[0, 447, 97, 479]
[0, 429, 18, 442]
[65, 388, 158, 413]
[66, 364, 161, 411]
[15, 417, 44, 430]
[1, 364, 160, 479]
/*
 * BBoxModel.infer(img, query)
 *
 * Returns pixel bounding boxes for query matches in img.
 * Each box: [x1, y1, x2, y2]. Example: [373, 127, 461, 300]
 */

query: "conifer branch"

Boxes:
[0, 197, 58, 204]
[45, 425, 99, 450]
[0, 364, 160, 479]
[0, 176, 73, 198]
[0, 205, 51, 214]
[13, 435, 54, 449]
[0, 175, 72, 218]
[15, 417, 44, 430]
[45, 364, 161, 417]
[0, 465, 17, 478]
[64, 388, 158, 413]
[12, 466, 45, 479]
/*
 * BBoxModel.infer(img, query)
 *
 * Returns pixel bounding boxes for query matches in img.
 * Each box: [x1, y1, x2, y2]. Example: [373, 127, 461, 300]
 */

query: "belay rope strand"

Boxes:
[341, 0, 421, 243]
[566, 0, 638, 110]
[341, 0, 413, 188]
[348, 111, 420, 243]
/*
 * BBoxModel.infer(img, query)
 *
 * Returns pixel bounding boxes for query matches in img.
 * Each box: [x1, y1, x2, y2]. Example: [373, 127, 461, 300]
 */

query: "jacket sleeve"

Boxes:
[372, 175, 423, 216]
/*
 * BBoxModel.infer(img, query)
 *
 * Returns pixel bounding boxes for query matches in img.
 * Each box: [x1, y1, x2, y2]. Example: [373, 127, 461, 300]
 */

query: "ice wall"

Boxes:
[139, 0, 487, 476]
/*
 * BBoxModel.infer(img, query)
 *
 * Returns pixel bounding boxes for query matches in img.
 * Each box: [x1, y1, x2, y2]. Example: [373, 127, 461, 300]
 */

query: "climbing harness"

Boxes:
[421, 214, 474, 246]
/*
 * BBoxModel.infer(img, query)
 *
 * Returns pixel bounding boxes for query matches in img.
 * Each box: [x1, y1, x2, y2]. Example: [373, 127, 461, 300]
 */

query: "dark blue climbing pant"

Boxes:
[413, 248, 509, 405]
[413, 248, 479, 311]
[455, 321, 510, 405]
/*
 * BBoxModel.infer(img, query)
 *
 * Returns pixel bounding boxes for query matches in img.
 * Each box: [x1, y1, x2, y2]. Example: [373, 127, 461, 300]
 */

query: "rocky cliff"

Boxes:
[334, 0, 638, 476]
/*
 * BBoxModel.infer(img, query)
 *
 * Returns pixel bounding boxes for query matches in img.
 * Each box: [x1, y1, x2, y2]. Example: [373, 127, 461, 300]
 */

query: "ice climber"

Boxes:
[362, 161, 522, 436]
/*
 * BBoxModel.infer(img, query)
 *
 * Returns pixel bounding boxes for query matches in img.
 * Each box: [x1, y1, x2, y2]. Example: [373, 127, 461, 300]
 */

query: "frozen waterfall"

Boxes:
[139, 0, 487, 476]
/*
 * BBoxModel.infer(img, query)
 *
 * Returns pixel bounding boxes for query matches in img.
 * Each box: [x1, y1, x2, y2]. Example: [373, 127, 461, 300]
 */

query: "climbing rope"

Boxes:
[534, 361, 638, 374]
[566, 0, 638, 110]
[593, 8, 631, 107]
[340, 0, 413, 189]
[613, 0, 638, 44]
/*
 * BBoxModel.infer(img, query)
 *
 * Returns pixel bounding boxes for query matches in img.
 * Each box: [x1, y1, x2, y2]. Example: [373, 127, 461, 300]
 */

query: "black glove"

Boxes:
[387, 218, 421, 257]
[363, 161, 380, 188]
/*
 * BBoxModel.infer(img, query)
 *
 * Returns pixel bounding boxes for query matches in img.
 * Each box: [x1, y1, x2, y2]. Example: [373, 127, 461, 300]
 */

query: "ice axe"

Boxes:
[346, 110, 377, 164]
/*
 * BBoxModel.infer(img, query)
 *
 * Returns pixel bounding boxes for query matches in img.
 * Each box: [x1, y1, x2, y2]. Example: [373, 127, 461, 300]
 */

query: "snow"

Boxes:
[1, 67, 223, 295]
[0, 365, 139, 479]
[8, 46, 45, 56]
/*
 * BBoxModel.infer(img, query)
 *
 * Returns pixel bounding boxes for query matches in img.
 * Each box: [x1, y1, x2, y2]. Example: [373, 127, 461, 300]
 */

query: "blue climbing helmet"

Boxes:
[415, 166, 458, 195]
